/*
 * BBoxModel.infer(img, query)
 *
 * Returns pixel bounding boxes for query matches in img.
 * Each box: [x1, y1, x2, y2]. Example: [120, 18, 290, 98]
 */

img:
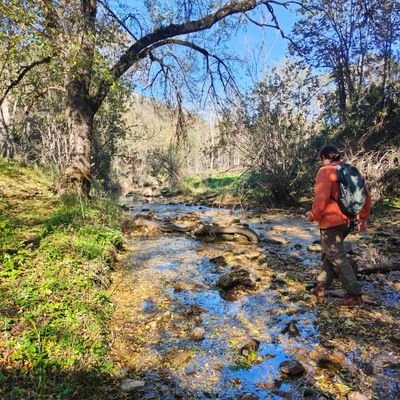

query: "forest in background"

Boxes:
[0, 0, 399, 203]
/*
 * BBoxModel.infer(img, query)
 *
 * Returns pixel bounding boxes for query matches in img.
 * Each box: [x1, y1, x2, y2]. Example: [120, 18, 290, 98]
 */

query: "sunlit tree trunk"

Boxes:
[63, 78, 96, 197]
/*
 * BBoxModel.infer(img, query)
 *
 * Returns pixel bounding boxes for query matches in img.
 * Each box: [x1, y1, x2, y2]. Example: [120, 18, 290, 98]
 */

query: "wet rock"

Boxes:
[270, 278, 286, 290]
[347, 392, 369, 400]
[281, 321, 300, 336]
[173, 282, 186, 292]
[240, 339, 260, 356]
[192, 327, 205, 340]
[172, 351, 192, 366]
[120, 379, 145, 392]
[263, 237, 288, 246]
[209, 255, 227, 266]
[310, 346, 345, 368]
[216, 268, 256, 291]
[293, 244, 302, 250]
[307, 244, 322, 252]
[305, 281, 317, 291]
[258, 382, 275, 390]
[239, 393, 259, 400]
[279, 360, 305, 376]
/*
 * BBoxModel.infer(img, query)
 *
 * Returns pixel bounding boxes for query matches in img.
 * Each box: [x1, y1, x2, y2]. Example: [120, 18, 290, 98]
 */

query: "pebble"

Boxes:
[192, 327, 205, 340]
[172, 351, 192, 366]
[307, 244, 322, 252]
[347, 392, 369, 400]
[279, 360, 305, 376]
[120, 379, 145, 392]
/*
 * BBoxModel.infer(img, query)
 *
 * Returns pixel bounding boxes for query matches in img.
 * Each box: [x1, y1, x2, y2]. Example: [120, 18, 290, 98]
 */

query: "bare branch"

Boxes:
[98, 0, 138, 41]
[93, 0, 302, 107]
[0, 56, 52, 107]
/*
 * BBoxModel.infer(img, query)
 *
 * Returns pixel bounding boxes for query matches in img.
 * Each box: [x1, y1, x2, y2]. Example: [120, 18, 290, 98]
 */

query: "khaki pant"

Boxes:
[317, 224, 362, 296]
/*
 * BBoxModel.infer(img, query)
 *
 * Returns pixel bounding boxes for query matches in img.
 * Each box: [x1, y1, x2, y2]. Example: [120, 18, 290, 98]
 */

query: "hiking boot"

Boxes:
[337, 294, 363, 306]
[312, 285, 325, 303]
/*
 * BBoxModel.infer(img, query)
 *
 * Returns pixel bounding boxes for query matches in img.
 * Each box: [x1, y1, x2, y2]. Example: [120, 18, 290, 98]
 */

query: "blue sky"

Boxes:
[112, 1, 300, 101]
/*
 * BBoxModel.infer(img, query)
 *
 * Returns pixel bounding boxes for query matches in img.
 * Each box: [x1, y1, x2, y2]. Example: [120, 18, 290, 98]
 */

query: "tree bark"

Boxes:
[63, 78, 96, 197]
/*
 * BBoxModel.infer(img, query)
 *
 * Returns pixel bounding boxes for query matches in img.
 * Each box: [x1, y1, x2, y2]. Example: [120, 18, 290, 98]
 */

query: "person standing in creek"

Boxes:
[306, 145, 372, 306]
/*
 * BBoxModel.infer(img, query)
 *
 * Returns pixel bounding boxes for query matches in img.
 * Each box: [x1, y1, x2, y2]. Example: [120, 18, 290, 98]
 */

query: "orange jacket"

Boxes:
[309, 161, 371, 229]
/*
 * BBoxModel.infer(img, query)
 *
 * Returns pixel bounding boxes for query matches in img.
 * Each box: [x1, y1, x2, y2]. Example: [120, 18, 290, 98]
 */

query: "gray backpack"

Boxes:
[336, 163, 367, 217]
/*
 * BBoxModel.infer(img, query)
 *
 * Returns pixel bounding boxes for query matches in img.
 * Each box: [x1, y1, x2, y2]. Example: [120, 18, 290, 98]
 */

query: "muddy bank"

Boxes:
[110, 201, 400, 399]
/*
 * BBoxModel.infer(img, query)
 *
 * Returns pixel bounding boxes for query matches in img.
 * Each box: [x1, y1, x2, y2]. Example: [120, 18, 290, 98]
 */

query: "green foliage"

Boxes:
[183, 172, 241, 195]
[0, 161, 125, 399]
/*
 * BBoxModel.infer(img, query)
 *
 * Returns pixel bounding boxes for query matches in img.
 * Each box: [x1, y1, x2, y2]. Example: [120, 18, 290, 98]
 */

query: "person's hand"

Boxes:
[358, 220, 367, 232]
[305, 211, 313, 222]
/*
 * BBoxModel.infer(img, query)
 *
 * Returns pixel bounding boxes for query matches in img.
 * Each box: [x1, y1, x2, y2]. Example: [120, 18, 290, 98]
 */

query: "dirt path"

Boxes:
[110, 202, 400, 400]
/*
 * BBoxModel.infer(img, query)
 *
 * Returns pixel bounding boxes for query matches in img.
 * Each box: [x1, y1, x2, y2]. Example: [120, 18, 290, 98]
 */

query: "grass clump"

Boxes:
[182, 172, 242, 201]
[0, 159, 125, 399]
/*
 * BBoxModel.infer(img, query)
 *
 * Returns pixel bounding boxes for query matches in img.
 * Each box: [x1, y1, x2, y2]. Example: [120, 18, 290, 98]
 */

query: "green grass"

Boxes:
[182, 171, 273, 204]
[182, 172, 241, 196]
[373, 197, 400, 210]
[0, 159, 125, 399]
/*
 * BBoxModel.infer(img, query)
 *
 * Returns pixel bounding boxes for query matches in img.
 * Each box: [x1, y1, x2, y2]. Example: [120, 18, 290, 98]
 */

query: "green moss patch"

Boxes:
[0, 159, 125, 399]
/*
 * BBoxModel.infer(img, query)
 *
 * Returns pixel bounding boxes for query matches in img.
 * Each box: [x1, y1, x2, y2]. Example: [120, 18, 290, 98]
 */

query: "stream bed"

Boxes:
[110, 201, 400, 400]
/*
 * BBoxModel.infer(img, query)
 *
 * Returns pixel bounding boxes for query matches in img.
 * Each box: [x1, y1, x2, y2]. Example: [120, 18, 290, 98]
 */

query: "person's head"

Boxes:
[319, 145, 341, 165]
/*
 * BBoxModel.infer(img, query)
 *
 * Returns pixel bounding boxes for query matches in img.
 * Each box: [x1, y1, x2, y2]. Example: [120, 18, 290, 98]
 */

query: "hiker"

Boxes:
[306, 145, 371, 306]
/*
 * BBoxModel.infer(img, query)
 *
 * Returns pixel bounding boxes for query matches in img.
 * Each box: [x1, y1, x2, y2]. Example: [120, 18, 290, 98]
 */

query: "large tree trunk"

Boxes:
[63, 79, 96, 197]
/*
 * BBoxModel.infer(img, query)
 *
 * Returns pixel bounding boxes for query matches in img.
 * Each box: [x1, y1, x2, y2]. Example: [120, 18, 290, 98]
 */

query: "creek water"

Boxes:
[111, 200, 400, 400]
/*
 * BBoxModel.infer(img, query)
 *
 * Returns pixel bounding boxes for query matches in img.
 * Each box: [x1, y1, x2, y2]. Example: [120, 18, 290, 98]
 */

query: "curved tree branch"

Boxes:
[93, 0, 301, 108]
[0, 56, 52, 107]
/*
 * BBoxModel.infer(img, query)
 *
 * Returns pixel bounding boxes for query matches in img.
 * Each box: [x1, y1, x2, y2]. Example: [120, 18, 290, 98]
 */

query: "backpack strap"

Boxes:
[329, 164, 341, 202]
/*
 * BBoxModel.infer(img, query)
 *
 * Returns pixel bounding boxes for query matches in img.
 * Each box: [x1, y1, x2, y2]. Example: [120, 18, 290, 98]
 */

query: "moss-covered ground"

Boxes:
[0, 159, 125, 399]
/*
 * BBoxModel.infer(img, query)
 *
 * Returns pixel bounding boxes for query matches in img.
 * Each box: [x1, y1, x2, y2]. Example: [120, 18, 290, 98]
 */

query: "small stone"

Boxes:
[281, 320, 300, 336]
[209, 255, 227, 266]
[173, 283, 186, 292]
[263, 237, 288, 246]
[172, 351, 192, 366]
[257, 381, 276, 390]
[239, 393, 258, 400]
[246, 251, 262, 260]
[240, 339, 260, 356]
[120, 379, 145, 392]
[307, 244, 322, 252]
[347, 392, 369, 400]
[279, 360, 305, 376]
[192, 327, 205, 340]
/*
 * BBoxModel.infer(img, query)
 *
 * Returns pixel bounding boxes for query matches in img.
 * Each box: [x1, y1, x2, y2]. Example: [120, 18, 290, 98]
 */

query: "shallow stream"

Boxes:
[110, 200, 400, 400]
